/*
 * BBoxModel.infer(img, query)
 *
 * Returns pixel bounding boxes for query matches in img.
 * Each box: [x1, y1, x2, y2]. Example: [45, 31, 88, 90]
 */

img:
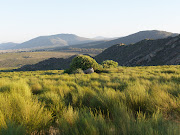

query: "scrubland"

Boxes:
[0, 65, 179, 134]
[0, 51, 76, 68]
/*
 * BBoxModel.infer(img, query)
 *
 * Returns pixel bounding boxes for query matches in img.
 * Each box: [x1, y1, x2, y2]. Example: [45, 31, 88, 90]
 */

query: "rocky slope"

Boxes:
[95, 35, 180, 66]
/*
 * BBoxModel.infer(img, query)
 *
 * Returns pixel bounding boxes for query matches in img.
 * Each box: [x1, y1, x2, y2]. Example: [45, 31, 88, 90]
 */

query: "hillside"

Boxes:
[95, 35, 180, 66]
[0, 51, 77, 68]
[51, 40, 107, 49]
[90, 30, 178, 48]
[9, 34, 95, 49]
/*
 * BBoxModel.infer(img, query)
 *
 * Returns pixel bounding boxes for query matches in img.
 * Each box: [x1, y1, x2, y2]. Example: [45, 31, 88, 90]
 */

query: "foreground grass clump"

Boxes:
[0, 65, 180, 134]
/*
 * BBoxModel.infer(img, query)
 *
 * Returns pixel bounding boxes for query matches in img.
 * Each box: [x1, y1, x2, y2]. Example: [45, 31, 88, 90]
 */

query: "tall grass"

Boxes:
[0, 65, 179, 134]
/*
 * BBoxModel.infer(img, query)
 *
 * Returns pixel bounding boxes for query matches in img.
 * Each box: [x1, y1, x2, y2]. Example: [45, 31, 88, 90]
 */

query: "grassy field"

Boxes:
[0, 65, 180, 134]
[0, 50, 101, 69]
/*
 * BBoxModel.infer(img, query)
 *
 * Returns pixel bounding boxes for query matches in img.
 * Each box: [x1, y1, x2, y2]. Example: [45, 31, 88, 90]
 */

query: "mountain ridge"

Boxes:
[90, 30, 178, 48]
[0, 30, 178, 50]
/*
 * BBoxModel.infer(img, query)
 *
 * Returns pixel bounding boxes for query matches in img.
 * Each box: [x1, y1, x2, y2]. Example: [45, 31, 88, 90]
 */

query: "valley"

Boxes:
[0, 30, 179, 135]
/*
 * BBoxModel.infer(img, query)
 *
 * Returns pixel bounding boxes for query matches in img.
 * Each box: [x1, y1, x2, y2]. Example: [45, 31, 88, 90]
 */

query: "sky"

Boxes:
[0, 0, 180, 43]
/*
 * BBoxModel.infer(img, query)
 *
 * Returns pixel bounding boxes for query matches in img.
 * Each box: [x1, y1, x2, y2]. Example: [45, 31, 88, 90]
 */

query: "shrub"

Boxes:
[70, 55, 100, 71]
[101, 60, 118, 68]
[72, 68, 84, 74]
[63, 68, 73, 74]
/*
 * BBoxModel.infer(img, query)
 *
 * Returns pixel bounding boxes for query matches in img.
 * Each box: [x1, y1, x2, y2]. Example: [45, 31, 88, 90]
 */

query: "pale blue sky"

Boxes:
[0, 0, 179, 43]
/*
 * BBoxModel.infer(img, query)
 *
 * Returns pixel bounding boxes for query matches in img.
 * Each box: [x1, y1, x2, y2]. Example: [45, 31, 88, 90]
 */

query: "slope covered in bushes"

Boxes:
[95, 35, 180, 66]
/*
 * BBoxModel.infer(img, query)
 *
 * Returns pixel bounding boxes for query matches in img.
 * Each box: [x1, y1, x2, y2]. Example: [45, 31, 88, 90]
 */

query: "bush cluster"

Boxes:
[65, 56, 118, 74]
[65, 55, 100, 74]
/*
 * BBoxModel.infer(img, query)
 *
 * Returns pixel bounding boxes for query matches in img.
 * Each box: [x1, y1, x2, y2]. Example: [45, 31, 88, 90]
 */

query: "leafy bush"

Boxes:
[101, 60, 118, 68]
[70, 55, 100, 71]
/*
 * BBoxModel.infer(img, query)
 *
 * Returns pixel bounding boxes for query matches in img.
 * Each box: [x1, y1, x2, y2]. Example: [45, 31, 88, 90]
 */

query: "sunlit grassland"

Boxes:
[0, 65, 180, 134]
[0, 51, 76, 68]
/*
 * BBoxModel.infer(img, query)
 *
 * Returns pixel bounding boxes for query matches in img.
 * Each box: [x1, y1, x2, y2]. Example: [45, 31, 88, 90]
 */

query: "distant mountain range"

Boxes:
[0, 42, 18, 50]
[92, 36, 115, 40]
[95, 35, 180, 66]
[50, 30, 179, 51]
[0, 34, 96, 50]
[12, 34, 96, 49]
[0, 30, 178, 50]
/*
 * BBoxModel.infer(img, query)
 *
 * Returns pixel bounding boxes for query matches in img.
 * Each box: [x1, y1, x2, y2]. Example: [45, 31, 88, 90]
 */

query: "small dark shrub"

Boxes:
[101, 60, 118, 68]
[63, 68, 73, 74]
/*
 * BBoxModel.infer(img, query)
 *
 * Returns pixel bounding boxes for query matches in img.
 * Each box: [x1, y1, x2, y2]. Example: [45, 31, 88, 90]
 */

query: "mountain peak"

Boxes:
[10, 34, 93, 50]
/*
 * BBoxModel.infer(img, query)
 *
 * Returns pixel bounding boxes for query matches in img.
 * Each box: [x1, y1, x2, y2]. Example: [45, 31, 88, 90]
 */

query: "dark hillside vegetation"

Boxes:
[0, 65, 179, 134]
[95, 35, 180, 66]
[15, 55, 77, 71]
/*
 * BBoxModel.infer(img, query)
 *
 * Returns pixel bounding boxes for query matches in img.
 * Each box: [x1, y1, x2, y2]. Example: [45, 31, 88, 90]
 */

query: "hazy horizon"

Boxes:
[0, 0, 180, 43]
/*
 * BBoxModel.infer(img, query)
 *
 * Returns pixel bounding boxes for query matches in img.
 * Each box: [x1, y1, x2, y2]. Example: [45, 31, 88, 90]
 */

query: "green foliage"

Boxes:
[0, 121, 26, 135]
[70, 55, 100, 71]
[101, 60, 118, 68]
[0, 65, 179, 134]
[72, 68, 84, 74]
[63, 68, 73, 74]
